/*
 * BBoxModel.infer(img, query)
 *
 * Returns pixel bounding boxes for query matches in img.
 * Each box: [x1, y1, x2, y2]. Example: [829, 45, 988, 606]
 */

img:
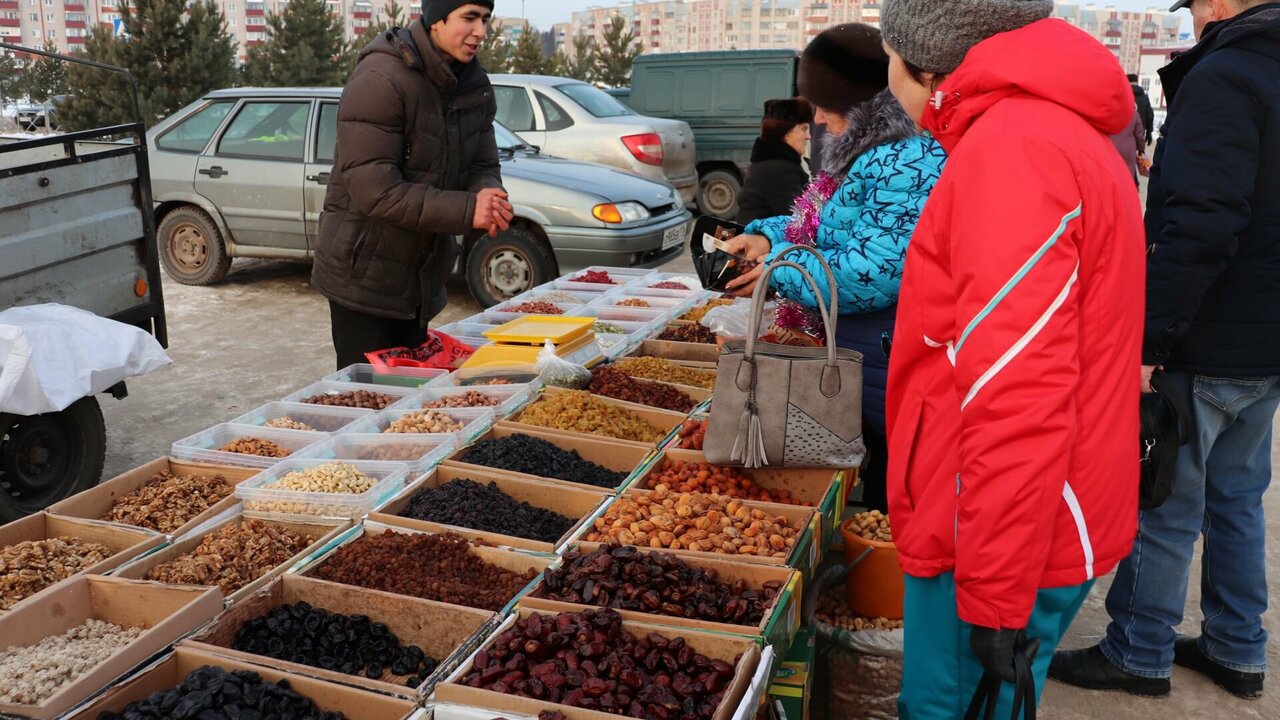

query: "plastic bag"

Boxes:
[0, 303, 171, 415]
[366, 330, 474, 371]
[699, 300, 765, 338]
[534, 340, 591, 389]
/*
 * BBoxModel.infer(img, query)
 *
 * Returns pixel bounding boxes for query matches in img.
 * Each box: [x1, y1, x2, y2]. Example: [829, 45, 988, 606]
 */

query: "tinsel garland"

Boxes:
[774, 172, 842, 339]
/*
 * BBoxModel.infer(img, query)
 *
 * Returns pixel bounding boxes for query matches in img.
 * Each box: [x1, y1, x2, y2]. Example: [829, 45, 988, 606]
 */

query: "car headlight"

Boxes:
[592, 202, 651, 224]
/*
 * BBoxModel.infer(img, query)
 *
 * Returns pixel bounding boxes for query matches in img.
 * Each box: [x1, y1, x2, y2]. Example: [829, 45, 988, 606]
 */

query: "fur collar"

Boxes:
[820, 89, 920, 177]
[750, 138, 804, 165]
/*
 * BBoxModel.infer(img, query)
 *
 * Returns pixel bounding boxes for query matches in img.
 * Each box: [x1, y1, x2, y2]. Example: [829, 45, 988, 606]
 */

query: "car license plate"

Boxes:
[662, 221, 689, 251]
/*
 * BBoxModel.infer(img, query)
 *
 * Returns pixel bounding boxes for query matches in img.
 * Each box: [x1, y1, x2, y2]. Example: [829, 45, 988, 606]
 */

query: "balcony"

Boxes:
[0, 18, 18, 27]
[246, 39, 263, 46]
[64, 2, 83, 8]
[0, 0, 17, 7]
[354, 10, 370, 18]
[66, 20, 84, 27]
[68, 35, 85, 43]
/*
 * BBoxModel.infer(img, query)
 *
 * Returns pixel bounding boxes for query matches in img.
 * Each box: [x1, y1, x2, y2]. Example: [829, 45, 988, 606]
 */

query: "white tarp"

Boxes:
[0, 303, 170, 415]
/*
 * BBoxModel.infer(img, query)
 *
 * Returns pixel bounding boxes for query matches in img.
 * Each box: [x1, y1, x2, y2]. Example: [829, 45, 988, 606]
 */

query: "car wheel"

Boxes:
[158, 206, 232, 286]
[466, 226, 557, 308]
[0, 397, 105, 522]
[697, 170, 742, 219]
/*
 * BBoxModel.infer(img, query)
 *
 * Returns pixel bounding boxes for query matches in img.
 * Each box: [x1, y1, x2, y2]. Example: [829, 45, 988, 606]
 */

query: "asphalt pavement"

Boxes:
[100, 252, 1279, 720]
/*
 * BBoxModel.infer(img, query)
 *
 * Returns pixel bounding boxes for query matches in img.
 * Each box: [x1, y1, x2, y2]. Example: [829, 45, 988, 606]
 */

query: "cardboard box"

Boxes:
[298, 520, 552, 615]
[521, 543, 802, 650]
[110, 512, 350, 606]
[506, 387, 687, 450]
[631, 337, 721, 364]
[370, 463, 611, 554]
[575, 489, 820, 573]
[0, 575, 223, 719]
[436, 608, 763, 720]
[449, 422, 657, 493]
[626, 448, 846, 552]
[46, 457, 261, 539]
[767, 625, 816, 720]
[0, 512, 163, 613]
[70, 646, 417, 720]
[181, 574, 493, 698]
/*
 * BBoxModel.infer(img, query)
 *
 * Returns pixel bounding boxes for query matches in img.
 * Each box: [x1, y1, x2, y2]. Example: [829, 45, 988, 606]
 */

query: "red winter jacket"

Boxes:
[886, 19, 1146, 629]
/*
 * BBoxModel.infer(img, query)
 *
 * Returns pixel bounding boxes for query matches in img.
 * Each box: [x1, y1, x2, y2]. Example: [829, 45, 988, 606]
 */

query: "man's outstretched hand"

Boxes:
[473, 188, 514, 237]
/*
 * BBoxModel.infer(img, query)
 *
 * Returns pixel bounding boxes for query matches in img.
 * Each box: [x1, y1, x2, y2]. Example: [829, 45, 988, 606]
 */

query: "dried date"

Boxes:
[589, 367, 696, 413]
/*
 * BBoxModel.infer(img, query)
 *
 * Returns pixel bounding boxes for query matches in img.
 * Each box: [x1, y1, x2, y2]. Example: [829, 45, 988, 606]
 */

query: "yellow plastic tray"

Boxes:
[463, 332, 598, 368]
[485, 315, 594, 345]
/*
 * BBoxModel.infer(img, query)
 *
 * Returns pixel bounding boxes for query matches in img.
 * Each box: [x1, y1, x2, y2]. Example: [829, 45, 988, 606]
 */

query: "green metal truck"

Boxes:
[624, 49, 799, 219]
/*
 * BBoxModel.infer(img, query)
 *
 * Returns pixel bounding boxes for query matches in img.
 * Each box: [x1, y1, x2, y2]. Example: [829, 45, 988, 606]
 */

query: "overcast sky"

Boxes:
[493, 0, 1187, 30]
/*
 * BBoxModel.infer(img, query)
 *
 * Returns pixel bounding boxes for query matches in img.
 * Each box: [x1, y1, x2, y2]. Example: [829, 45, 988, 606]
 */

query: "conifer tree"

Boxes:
[508, 22, 545, 74]
[594, 16, 641, 88]
[242, 0, 352, 87]
[20, 42, 69, 104]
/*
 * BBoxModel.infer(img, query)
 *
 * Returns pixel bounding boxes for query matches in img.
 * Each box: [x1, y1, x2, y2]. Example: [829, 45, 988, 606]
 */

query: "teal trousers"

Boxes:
[898, 573, 1094, 720]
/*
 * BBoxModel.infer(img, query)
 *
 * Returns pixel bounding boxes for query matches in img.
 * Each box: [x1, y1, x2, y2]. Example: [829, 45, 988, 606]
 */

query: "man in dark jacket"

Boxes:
[313, 0, 512, 368]
[1129, 72, 1155, 145]
[736, 98, 812, 224]
[1051, 0, 1280, 701]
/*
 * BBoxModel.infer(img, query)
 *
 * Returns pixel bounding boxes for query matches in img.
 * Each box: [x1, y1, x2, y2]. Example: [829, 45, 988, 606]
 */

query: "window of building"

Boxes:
[218, 101, 310, 160]
[66, 27, 88, 37]
[46, 12, 53, 20]
[228, 17, 235, 25]
[227, 3, 235, 10]
[46, 28, 55, 37]
[28, 12, 36, 20]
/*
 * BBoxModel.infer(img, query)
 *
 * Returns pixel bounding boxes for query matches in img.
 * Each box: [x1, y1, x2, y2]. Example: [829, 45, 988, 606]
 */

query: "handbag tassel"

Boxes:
[730, 402, 769, 468]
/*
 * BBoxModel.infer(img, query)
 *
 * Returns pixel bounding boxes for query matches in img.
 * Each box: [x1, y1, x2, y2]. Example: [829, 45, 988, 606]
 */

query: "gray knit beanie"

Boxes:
[881, 0, 1054, 74]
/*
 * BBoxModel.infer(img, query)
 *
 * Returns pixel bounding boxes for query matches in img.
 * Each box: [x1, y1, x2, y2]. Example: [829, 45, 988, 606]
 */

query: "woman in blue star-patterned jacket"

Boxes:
[725, 24, 945, 511]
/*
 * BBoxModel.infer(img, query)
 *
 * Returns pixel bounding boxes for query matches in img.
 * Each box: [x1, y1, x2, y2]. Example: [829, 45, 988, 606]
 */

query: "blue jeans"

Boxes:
[1102, 372, 1280, 677]
[899, 573, 1093, 720]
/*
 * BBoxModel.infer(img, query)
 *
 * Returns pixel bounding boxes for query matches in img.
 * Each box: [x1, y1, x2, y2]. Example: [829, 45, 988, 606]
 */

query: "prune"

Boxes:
[399, 479, 575, 543]
[233, 602, 438, 684]
[96, 666, 346, 720]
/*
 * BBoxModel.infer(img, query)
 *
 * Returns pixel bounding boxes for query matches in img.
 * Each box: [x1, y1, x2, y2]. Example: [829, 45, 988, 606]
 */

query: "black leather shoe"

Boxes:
[1049, 645, 1171, 698]
[1174, 637, 1264, 700]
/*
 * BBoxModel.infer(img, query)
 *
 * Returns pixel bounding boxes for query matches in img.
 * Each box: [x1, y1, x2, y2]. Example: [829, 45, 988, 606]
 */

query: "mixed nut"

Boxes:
[233, 601, 439, 687]
[459, 609, 738, 720]
[385, 409, 466, 434]
[103, 470, 234, 534]
[424, 390, 500, 409]
[216, 437, 293, 458]
[541, 545, 781, 626]
[399, 478, 576, 544]
[518, 391, 667, 444]
[645, 459, 812, 507]
[0, 537, 112, 610]
[265, 416, 318, 431]
[589, 367, 696, 413]
[612, 357, 716, 390]
[312, 531, 537, 612]
[98, 666, 348, 720]
[302, 390, 395, 409]
[265, 462, 376, 494]
[145, 520, 316, 597]
[847, 510, 892, 543]
[461, 434, 627, 489]
[0, 618, 143, 705]
[583, 490, 806, 559]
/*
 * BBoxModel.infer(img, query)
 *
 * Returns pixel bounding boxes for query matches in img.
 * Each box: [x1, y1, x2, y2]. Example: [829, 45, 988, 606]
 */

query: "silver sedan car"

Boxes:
[146, 88, 694, 305]
[489, 75, 699, 207]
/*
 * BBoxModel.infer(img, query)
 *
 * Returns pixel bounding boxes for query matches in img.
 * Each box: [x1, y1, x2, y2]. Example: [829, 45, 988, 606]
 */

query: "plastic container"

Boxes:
[347, 406, 495, 445]
[236, 459, 409, 520]
[594, 333, 633, 359]
[576, 304, 667, 327]
[436, 322, 499, 351]
[411, 383, 535, 418]
[508, 288, 600, 307]
[293, 433, 457, 476]
[539, 278, 617, 296]
[595, 288, 697, 316]
[840, 518, 905, 620]
[323, 364, 450, 389]
[566, 266, 656, 285]
[170, 423, 322, 469]
[281, 380, 423, 409]
[230, 402, 373, 434]
[447, 364, 543, 388]
[632, 273, 708, 298]
[485, 303, 586, 325]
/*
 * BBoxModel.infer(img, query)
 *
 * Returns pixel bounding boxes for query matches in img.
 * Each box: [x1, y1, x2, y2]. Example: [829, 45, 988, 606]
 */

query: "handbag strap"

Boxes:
[962, 634, 1041, 720]
[745, 256, 840, 366]
[771, 245, 841, 321]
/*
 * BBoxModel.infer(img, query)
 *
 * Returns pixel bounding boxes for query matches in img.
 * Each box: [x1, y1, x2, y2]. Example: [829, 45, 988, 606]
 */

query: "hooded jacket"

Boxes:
[737, 139, 810, 225]
[743, 90, 946, 433]
[1143, 3, 1280, 376]
[312, 21, 503, 322]
[886, 19, 1146, 629]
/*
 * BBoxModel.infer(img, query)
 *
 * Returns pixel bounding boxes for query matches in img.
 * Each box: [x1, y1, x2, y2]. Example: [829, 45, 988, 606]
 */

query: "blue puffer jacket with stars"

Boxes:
[744, 90, 945, 433]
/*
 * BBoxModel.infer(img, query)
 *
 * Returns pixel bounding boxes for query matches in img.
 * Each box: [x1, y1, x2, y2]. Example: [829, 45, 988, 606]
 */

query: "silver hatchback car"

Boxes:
[489, 75, 699, 207]
[145, 88, 694, 305]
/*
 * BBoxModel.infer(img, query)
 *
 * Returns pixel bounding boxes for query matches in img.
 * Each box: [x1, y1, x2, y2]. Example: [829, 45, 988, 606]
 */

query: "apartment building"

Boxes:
[1053, 3, 1182, 72]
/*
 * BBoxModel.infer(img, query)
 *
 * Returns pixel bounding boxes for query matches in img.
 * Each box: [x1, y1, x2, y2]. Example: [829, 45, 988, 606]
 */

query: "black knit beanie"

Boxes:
[797, 24, 889, 115]
[423, 0, 494, 28]
[760, 98, 815, 143]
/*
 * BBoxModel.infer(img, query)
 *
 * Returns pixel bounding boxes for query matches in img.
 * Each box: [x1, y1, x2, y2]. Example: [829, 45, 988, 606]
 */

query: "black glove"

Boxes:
[970, 627, 1039, 684]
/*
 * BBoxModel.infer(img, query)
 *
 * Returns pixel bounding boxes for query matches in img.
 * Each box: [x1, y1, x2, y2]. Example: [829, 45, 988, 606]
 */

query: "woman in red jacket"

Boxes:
[880, 0, 1146, 717]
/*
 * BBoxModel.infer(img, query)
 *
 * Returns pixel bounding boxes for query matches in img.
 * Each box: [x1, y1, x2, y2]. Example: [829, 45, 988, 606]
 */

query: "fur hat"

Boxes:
[422, 0, 494, 28]
[882, 0, 1054, 74]
[797, 24, 890, 115]
[760, 98, 815, 143]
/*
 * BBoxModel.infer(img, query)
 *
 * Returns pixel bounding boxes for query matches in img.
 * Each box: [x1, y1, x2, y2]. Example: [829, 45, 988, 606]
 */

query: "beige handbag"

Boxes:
[704, 245, 865, 469]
